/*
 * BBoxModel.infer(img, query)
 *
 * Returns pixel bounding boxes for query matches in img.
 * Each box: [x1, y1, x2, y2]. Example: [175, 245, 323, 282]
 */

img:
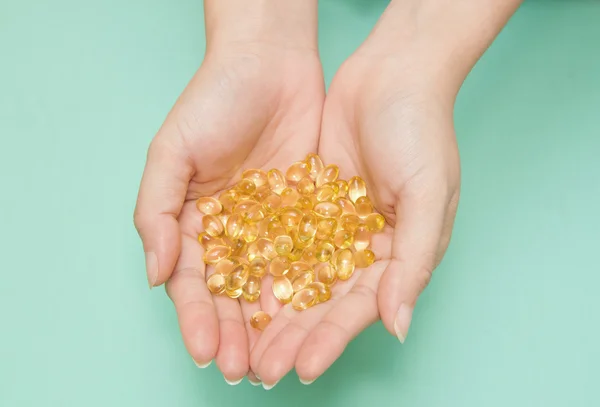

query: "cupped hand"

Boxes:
[134, 44, 324, 382]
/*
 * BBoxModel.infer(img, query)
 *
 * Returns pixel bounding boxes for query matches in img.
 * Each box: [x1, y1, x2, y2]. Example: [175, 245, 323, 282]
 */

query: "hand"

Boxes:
[134, 1, 323, 383]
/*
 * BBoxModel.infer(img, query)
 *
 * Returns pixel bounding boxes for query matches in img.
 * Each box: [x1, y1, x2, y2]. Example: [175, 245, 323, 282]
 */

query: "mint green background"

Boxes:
[1, 0, 599, 406]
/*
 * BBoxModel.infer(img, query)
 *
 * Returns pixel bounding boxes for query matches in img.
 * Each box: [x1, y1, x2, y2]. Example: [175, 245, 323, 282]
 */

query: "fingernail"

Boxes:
[145, 252, 158, 289]
[193, 359, 212, 368]
[299, 378, 315, 385]
[394, 303, 414, 344]
[262, 380, 279, 390]
[224, 377, 243, 386]
[249, 379, 262, 386]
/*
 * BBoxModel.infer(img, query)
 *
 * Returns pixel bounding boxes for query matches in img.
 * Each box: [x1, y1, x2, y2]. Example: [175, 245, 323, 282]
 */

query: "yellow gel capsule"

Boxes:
[226, 264, 249, 291]
[333, 229, 354, 249]
[315, 240, 335, 262]
[354, 225, 371, 251]
[267, 169, 287, 194]
[241, 221, 258, 243]
[203, 245, 231, 265]
[267, 221, 287, 241]
[297, 177, 315, 195]
[256, 238, 277, 260]
[336, 180, 348, 198]
[280, 208, 303, 231]
[218, 189, 239, 212]
[274, 235, 294, 256]
[236, 178, 257, 195]
[288, 247, 304, 262]
[248, 256, 267, 278]
[226, 213, 244, 239]
[298, 212, 318, 242]
[254, 184, 272, 202]
[302, 243, 319, 266]
[290, 261, 313, 278]
[291, 270, 314, 292]
[316, 218, 337, 240]
[286, 161, 310, 183]
[315, 262, 337, 285]
[280, 187, 300, 207]
[336, 249, 355, 281]
[315, 184, 337, 202]
[348, 176, 367, 203]
[245, 203, 266, 223]
[215, 257, 239, 276]
[354, 249, 376, 268]
[242, 275, 261, 302]
[316, 164, 340, 188]
[295, 196, 314, 210]
[365, 213, 385, 232]
[308, 281, 331, 303]
[336, 198, 356, 215]
[314, 202, 342, 218]
[292, 287, 318, 310]
[247, 241, 260, 261]
[196, 197, 223, 216]
[242, 168, 268, 187]
[230, 255, 249, 266]
[272, 276, 294, 304]
[198, 232, 225, 250]
[229, 239, 247, 257]
[262, 194, 282, 213]
[340, 214, 361, 234]
[270, 256, 291, 277]
[226, 287, 243, 299]
[306, 153, 324, 181]
[355, 196, 373, 219]
[233, 199, 259, 218]
[202, 215, 224, 237]
[250, 311, 272, 331]
[207, 273, 226, 294]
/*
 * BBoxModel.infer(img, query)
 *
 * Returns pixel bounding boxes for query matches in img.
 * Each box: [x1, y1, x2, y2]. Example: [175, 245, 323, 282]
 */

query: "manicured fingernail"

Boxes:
[145, 252, 158, 289]
[249, 379, 261, 386]
[299, 378, 314, 385]
[225, 377, 243, 386]
[193, 359, 212, 368]
[262, 380, 279, 390]
[394, 303, 413, 344]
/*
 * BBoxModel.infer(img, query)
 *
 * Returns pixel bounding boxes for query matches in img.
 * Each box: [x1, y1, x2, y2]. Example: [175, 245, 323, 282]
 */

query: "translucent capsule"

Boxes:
[355, 249, 376, 268]
[333, 229, 354, 249]
[315, 240, 335, 262]
[355, 196, 373, 218]
[336, 198, 356, 215]
[302, 243, 319, 266]
[226, 264, 249, 291]
[290, 261, 313, 279]
[292, 287, 318, 310]
[336, 249, 355, 281]
[236, 178, 256, 195]
[288, 247, 304, 262]
[314, 202, 342, 218]
[226, 287, 243, 298]
[267, 219, 287, 240]
[340, 214, 361, 234]
[315, 184, 337, 202]
[308, 281, 331, 303]
[262, 194, 282, 213]
[257, 218, 271, 238]
[336, 180, 348, 198]
[207, 273, 226, 294]
[306, 154, 324, 181]
[242, 169, 268, 187]
[272, 276, 294, 303]
[247, 242, 260, 261]
[241, 222, 258, 243]
[297, 177, 315, 195]
[365, 213, 385, 232]
[286, 161, 310, 183]
[316, 164, 340, 188]
[215, 257, 239, 276]
[316, 218, 337, 240]
[230, 239, 247, 257]
[254, 184, 272, 202]
[330, 248, 343, 267]
[280, 188, 300, 207]
[298, 212, 318, 242]
[233, 199, 259, 218]
[202, 215, 224, 237]
[295, 196, 314, 210]
[256, 238, 277, 260]
[274, 235, 294, 256]
[196, 197, 223, 215]
[218, 211, 230, 228]
[218, 189, 239, 212]
[250, 311, 272, 331]
[249, 256, 267, 278]
[279, 208, 303, 231]
[269, 256, 291, 277]
[226, 213, 244, 239]
[203, 245, 231, 264]
[267, 169, 287, 194]
[198, 232, 225, 250]
[242, 275, 261, 302]
[315, 262, 337, 285]
[291, 270, 314, 292]
[354, 225, 371, 251]
[348, 176, 367, 203]
[245, 203, 266, 223]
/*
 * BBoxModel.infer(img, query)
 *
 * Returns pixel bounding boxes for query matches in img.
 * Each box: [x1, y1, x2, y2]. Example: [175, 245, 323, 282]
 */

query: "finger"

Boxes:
[378, 191, 447, 344]
[134, 135, 193, 288]
[295, 261, 387, 383]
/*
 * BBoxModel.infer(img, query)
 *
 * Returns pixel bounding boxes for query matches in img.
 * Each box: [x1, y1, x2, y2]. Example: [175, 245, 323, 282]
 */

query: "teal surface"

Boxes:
[1, 0, 599, 406]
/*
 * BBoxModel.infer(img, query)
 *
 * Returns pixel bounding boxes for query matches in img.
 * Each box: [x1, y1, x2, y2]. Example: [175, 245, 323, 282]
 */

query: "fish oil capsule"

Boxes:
[248, 256, 267, 278]
[242, 275, 261, 302]
[256, 238, 277, 260]
[242, 168, 268, 187]
[234, 199, 259, 218]
[286, 161, 310, 183]
[306, 153, 324, 181]
[302, 243, 319, 266]
[226, 264, 249, 291]
[198, 232, 225, 250]
[196, 197, 223, 215]
[298, 212, 318, 242]
[206, 273, 226, 295]
[226, 287, 243, 298]
[355, 196, 373, 219]
[288, 247, 304, 262]
[308, 281, 331, 303]
[218, 189, 239, 212]
[280, 188, 300, 207]
[254, 184, 272, 202]
[290, 261, 313, 278]
[215, 257, 239, 276]
[247, 241, 260, 261]
[336, 249, 355, 281]
[336, 198, 356, 215]
[316, 218, 337, 240]
[354, 249, 376, 268]
[295, 196, 314, 210]
[236, 178, 257, 195]
[230, 238, 247, 257]
[336, 180, 348, 198]
[279, 208, 303, 231]
[340, 214, 361, 234]
[333, 229, 354, 249]
[203, 245, 231, 264]
[226, 213, 244, 239]
[314, 202, 342, 218]
[270, 256, 291, 277]
[348, 176, 367, 203]
[315, 262, 337, 285]
[291, 270, 314, 292]
[241, 221, 258, 243]
[257, 218, 271, 238]
[297, 177, 315, 195]
[330, 248, 343, 266]
[267, 169, 287, 194]
[272, 276, 294, 303]
[365, 213, 385, 232]
[316, 164, 340, 188]
[202, 215, 224, 237]
[267, 220, 287, 240]
[274, 235, 294, 256]
[262, 194, 282, 213]
[315, 240, 335, 262]
[354, 225, 371, 251]
[245, 203, 265, 223]
[250, 311, 272, 331]
[315, 184, 337, 202]
[292, 287, 318, 310]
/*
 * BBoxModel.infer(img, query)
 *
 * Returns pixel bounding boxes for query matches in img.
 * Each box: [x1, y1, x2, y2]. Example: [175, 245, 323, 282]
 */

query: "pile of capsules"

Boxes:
[196, 154, 385, 331]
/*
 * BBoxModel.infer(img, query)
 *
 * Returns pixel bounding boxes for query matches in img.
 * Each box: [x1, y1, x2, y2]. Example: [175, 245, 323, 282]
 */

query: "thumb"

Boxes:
[378, 190, 446, 343]
[134, 135, 193, 288]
